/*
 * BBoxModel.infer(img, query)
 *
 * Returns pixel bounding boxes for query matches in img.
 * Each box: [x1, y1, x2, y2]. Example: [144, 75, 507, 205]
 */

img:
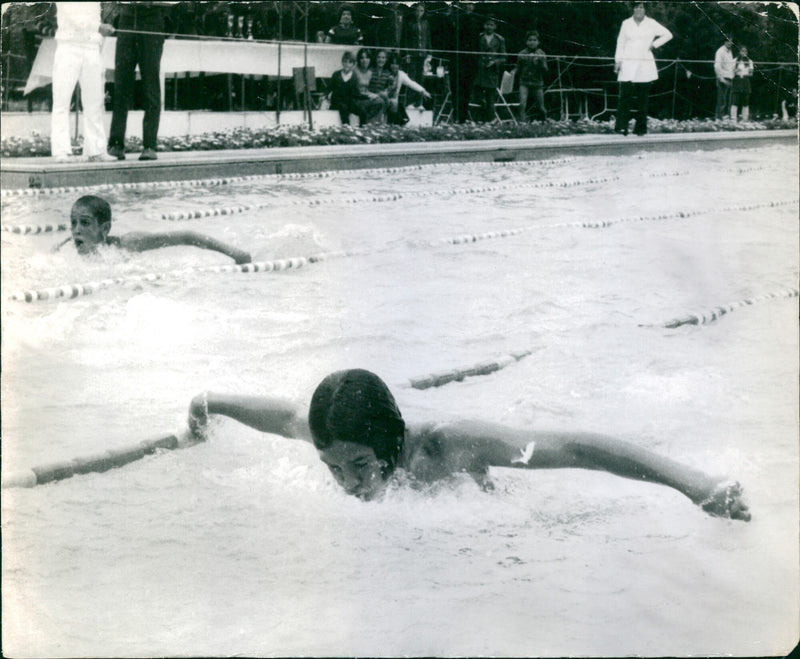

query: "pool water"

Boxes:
[2, 144, 798, 657]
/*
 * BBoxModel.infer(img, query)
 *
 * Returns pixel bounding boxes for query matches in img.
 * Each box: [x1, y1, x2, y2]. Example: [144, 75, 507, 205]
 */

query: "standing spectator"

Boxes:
[378, 3, 406, 50]
[730, 46, 754, 122]
[613, 2, 672, 136]
[714, 39, 735, 119]
[514, 30, 548, 121]
[107, 2, 173, 161]
[452, 1, 481, 123]
[474, 14, 506, 122]
[403, 3, 432, 107]
[325, 5, 363, 46]
[50, 3, 116, 162]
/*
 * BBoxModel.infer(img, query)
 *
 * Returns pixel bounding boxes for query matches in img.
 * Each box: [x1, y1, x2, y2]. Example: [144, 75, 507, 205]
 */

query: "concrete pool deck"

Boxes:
[1, 129, 796, 191]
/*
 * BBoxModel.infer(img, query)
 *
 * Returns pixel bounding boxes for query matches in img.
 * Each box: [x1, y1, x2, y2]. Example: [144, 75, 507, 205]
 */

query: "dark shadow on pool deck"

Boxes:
[1, 130, 795, 191]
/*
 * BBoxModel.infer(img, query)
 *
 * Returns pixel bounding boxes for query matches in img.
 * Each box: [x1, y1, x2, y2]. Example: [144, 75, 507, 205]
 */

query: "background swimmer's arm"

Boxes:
[434, 421, 750, 520]
[117, 231, 251, 264]
[188, 393, 311, 442]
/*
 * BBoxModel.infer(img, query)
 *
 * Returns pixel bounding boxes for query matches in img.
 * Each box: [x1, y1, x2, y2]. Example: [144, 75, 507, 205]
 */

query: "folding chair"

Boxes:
[494, 69, 519, 123]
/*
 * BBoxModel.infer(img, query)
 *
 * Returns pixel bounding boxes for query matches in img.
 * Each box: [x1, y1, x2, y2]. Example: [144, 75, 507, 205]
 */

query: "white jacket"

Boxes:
[55, 2, 103, 45]
[615, 16, 672, 83]
[714, 45, 735, 80]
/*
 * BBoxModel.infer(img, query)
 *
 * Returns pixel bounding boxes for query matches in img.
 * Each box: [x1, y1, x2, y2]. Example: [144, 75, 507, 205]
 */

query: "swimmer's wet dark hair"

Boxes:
[73, 195, 111, 225]
[309, 369, 405, 476]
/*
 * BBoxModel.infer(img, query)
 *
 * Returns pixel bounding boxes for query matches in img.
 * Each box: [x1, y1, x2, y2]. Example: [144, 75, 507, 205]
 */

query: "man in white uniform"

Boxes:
[714, 39, 735, 119]
[613, 2, 672, 136]
[50, 2, 116, 161]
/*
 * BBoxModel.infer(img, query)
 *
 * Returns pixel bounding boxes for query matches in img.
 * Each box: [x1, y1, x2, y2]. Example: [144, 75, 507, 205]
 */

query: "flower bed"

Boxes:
[1, 117, 796, 158]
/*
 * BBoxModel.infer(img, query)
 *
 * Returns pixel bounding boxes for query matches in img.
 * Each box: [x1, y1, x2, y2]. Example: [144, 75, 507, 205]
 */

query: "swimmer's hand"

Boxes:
[188, 392, 210, 440]
[232, 250, 252, 265]
[51, 236, 72, 253]
[697, 479, 751, 521]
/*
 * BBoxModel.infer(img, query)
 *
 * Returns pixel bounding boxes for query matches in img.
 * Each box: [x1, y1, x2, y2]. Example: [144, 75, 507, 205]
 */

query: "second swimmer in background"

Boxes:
[55, 195, 251, 264]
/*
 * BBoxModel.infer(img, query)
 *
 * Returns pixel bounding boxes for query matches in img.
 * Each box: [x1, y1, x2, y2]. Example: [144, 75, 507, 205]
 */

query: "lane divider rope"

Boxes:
[646, 165, 765, 178]
[9, 199, 796, 304]
[657, 286, 799, 328]
[0, 164, 773, 234]
[159, 176, 621, 220]
[0, 157, 578, 199]
[403, 350, 533, 390]
[1, 432, 190, 489]
[2, 223, 68, 234]
[418, 199, 798, 248]
[7, 250, 367, 302]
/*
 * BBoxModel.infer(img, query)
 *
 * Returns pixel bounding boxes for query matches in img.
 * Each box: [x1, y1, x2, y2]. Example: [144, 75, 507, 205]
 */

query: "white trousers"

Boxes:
[50, 40, 107, 158]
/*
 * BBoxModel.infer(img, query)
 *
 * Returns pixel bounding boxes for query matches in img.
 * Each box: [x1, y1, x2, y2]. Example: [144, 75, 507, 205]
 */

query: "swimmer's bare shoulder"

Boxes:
[402, 421, 512, 483]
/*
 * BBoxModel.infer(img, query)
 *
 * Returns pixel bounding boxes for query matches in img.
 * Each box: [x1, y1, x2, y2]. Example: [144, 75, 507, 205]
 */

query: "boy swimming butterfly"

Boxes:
[188, 368, 751, 520]
[55, 195, 251, 264]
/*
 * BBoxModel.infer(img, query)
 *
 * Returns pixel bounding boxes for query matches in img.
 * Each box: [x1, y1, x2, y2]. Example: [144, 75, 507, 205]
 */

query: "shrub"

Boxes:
[2, 117, 796, 158]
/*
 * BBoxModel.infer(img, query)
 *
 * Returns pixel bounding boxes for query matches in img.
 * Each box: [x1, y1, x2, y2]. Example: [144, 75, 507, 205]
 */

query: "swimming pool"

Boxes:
[2, 143, 798, 656]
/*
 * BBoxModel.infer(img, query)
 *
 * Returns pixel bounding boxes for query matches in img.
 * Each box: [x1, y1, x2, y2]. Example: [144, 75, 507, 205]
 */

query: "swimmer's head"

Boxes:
[70, 195, 111, 255]
[309, 369, 405, 500]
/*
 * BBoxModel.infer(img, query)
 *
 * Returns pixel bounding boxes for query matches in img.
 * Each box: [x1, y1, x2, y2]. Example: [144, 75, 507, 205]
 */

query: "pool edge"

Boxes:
[1, 129, 796, 190]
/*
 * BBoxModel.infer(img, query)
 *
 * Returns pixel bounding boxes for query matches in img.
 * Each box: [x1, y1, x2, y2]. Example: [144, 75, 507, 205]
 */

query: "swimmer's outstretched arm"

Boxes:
[188, 393, 311, 442]
[433, 421, 750, 521]
[118, 231, 251, 264]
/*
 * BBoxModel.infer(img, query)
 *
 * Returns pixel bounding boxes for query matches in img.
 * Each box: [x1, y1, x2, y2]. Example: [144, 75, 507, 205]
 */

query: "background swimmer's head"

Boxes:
[70, 195, 111, 254]
[309, 369, 405, 478]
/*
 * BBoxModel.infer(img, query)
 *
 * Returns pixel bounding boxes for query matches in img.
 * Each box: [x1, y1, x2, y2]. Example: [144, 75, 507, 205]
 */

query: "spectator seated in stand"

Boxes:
[328, 50, 361, 125]
[367, 49, 396, 122]
[352, 48, 386, 124]
[386, 50, 431, 125]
